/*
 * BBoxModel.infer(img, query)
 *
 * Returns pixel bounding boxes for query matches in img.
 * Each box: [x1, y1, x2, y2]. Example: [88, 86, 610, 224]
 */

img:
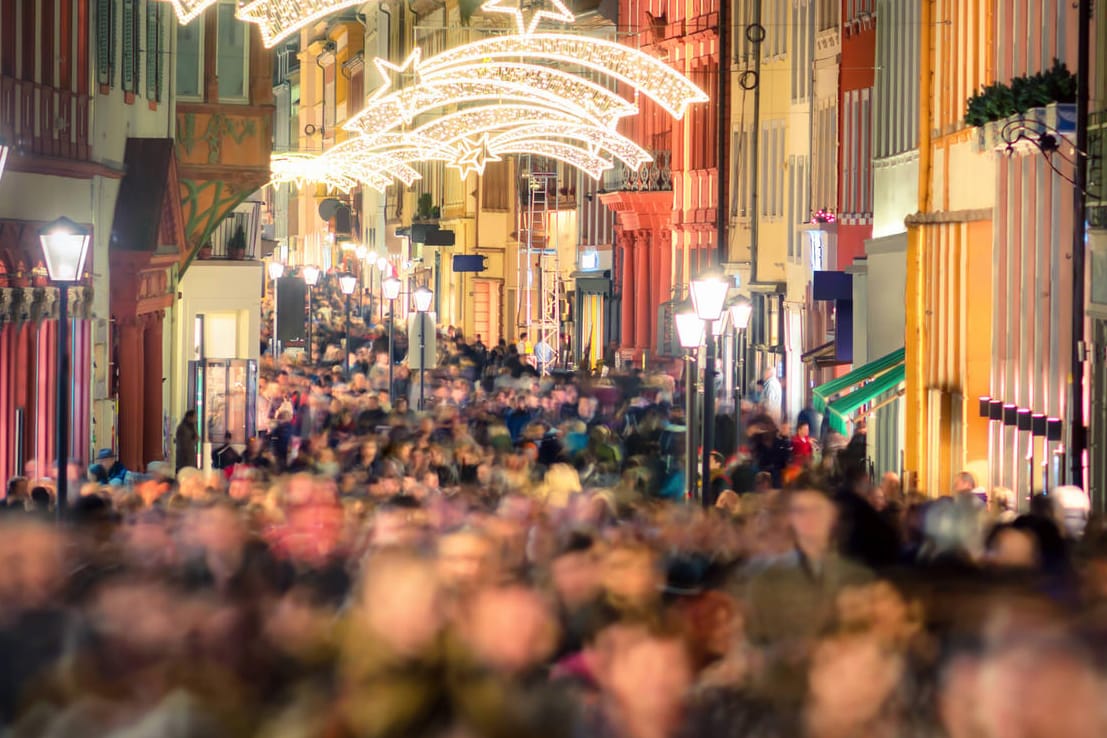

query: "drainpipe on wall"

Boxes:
[904, 0, 933, 494]
[1068, 0, 1091, 493]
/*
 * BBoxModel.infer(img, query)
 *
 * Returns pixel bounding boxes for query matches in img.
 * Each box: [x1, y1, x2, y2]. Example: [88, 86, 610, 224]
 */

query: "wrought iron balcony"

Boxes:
[1088, 109, 1107, 228]
[613, 150, 672, 192]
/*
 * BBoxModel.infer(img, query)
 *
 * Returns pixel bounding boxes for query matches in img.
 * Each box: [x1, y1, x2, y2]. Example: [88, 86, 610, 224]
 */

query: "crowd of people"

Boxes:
[2, 282, 1106, 738]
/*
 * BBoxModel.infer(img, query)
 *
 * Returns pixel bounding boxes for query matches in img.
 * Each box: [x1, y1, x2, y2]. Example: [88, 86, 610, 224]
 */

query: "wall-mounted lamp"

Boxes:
[989, 400, 1004, 421]
[1017, 408, 1032, 432]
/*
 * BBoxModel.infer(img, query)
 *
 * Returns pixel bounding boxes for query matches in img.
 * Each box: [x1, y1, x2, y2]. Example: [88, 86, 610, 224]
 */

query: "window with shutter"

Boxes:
[146, 2, 163, 102]
[121, 0, 138, 96]
[96, 0, 115, 90]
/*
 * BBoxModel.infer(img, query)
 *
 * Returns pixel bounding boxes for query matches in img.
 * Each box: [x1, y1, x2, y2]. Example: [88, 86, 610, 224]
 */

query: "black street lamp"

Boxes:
[675, 307, 705, 503]
[302, 265, 320, 364]
[690, 273, 729, 508]
[382, 277, 401, 406]
[729, 297, 753, 443]
[339, 274, 358, 380]
[39, 216, 91, 521]
[268, 260, 284, 356]
[414, 286, 433, 411]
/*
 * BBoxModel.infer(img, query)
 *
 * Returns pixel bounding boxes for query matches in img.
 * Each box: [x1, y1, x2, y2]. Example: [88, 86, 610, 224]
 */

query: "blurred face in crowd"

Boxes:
[986, 527, 1040, 570]
[437, 529, 497, 595]
[788, 488, 837, 557]
[603, 543, 659, 610]
[0, 522, 65, 617]
[551, 547, 603, 610]
[807, 632, 904, 731]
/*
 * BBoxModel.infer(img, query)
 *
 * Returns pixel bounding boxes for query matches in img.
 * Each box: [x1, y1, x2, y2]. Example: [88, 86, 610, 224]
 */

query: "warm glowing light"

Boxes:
[729, 299, 753, 330]
[413, 286, 433, 313]
[675, 311, 705, 349]
[268, 261, 285, 280]
[449, 134, 502, 179]
[236, 0, 365, 48]
[690, 274, 728, 322]
[270, 153, 361, 192]
[38, 217, 91, 283]
[481, 0, 574, 34]
[489, 124, 651, 169]
[382, 277, 401, 301]
[158, 0, 216, 24]
[302, 265, 321, 286]
[339, 274, 358, 295]
[345, 72, 632, 135]
[377, 257, 389, 271]
[415, 35, 709, 120]
[0, 141, 9, 185]
[492, 140, 613, 179]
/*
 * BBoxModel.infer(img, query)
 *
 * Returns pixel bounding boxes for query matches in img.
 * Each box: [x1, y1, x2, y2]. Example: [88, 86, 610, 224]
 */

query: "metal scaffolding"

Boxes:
[516, 160, 560, 371]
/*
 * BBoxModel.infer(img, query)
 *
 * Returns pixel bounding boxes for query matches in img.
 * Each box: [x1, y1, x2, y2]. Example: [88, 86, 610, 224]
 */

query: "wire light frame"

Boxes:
[252, 0, 708, 190]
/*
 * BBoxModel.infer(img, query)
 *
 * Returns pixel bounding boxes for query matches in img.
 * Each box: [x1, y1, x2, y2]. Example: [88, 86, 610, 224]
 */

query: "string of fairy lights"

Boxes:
[159, 0, 709, 192]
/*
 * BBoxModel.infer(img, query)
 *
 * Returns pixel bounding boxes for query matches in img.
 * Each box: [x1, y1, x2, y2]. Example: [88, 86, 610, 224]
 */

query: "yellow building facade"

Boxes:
[904, 0, 995, 493]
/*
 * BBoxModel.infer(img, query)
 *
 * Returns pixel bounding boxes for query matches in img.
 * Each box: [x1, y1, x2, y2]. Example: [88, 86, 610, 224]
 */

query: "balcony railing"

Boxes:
[0, 75, 91, 161]
[613, 150, 672, 192]
[1088, 109, 1107, 228]
[199, 200, 262, 260]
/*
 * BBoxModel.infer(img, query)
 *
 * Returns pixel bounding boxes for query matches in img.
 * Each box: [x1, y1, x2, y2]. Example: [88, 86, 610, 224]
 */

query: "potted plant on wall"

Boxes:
[966, 59, 1076, 151]
[228, 225, 248, 260]
[416, 193, 436, 221]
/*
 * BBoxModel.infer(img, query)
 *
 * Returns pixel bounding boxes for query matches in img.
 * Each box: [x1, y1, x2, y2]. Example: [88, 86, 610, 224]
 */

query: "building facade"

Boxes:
[904, 0, 995, 494]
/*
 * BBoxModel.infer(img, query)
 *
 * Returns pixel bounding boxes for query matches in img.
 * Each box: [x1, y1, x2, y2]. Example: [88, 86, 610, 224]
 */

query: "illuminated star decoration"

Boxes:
[480, 0, 575, 35]
[236, 0, 366, 48]
[158, 0, 217, 24]
[449, 135, 502, 179]
[369, 50, 424, 124]
[269, 0, 708, 189]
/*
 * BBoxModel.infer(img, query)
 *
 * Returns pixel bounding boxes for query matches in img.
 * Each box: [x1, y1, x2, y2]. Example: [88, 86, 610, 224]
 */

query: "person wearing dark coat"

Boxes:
[175, 410, 200, 472]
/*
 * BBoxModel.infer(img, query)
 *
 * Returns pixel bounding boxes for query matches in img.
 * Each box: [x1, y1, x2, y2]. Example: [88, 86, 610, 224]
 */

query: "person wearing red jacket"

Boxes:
[792, 420, 815, 467]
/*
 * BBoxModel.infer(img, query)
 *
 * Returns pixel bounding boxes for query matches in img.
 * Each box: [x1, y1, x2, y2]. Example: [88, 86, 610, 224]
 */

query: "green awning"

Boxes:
[812, 347, 906, 413]
[825, 363, 906, 434]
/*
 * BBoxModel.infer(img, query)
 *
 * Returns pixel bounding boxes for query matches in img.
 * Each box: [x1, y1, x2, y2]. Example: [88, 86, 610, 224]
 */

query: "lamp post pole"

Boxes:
[306, 285, 313, 364]
[685, 351, 697, 501]
[39, 217, 90, 521]
[702, 328, 716, 507]
[55, 285, 69, 518]
[383, 277, 401, 407]
[344, 294, 351, 380]
[414, 286, 433, 411]
[419, 315, 426, 411]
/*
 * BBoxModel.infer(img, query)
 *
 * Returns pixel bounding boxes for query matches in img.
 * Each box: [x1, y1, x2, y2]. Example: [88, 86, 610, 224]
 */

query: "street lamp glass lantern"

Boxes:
[413, 286, 433, 313]
[690, 274, 728, 321]
[38, 216, 91, 283]
[675, 310, 705, 349]
[339, 274, 358, 295]
[268, 261, 285, 280]
[302, 265, 320, 286]
[377, 256, 389, 271]
[729, 299, 753, 330]
[382, 277, 402, 301]
[0, 140, 9, 183]
[356, 245, 368, 260]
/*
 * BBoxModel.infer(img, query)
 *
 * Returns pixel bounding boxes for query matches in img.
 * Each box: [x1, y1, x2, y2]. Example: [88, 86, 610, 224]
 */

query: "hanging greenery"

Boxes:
[965, 59, 1076, 127]
[459, 0, 481, 25]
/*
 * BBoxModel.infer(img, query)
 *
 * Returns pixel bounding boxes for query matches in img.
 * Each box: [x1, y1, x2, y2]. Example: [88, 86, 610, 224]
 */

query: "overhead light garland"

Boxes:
[245, 0, 707, 188]
[488, 124, 651, 169]
[449, 134, 502, 179]
[158, 0, 215, 24]
[236, 0, 365, 48]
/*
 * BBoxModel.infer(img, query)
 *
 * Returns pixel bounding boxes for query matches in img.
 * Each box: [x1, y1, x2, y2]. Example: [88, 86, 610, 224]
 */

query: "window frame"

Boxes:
[175, 14, 204, 100]
[214, 0, 250, 102]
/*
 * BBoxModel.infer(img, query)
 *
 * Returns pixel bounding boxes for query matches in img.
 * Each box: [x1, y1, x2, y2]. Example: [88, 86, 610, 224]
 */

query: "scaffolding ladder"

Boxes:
[516, 161, 560, 372]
